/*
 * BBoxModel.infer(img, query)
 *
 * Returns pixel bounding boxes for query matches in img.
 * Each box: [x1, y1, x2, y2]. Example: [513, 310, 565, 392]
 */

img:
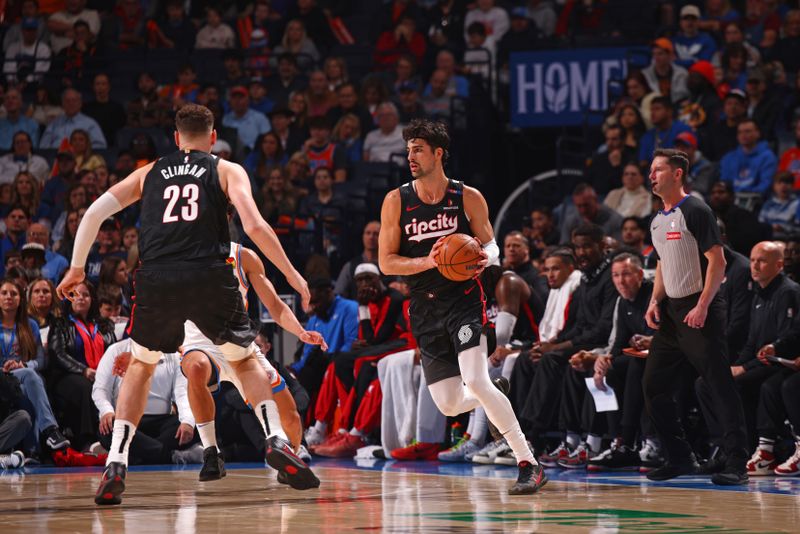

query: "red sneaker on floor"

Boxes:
[52, 448, 107, 467]
[390, 441, 442, 461]
[314, 434, 365, 458]
[309, 432, 347, 455]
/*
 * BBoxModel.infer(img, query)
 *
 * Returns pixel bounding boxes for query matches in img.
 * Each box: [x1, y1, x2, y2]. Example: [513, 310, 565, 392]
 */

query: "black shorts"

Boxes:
[129, 264, 256, 353]
[409, 280, 490, 385]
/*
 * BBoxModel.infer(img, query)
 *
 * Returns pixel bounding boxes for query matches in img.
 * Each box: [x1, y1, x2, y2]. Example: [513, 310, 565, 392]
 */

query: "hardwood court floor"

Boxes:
[1, 459, 798, 533]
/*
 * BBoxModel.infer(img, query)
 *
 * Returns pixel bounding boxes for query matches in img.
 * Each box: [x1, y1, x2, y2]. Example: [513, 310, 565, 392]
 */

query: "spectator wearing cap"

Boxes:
[0, 89, 40, 151]
[3, 0, 48, 53]
[395, 82, 426, 124]
[702, 89, 747, 161]
[673, 5, 717, 67]
[25, 223, 67, 283]
[222, 86, 271, 151]
[195, 6, 236, 49]
[767, 10, 800, 76]
[759, 172, 800, 240]
[21, 242, 46, 276]
[85, 218, 126, 284]
[363, 103, 405, 164]
[498, 7, 541, 72]
[269, 106, 304, 156]
[82, 73, 126, 147]
[720, 118, 777, 195]
[0, 133, 49, 185]
[672, 131, 715, 196]
[47, 0, 101, 55]
[680, 60, 721, 132]
[745, 67, 780, 141]
[642, 38, 690, 104]
[464, 0, 509, 42]
[326, 83, 374, 138]
[779, 119, 800, 188]
[290, 277, 358, 399]
[39, 88, 106, 149]
[248, 78, 274, 116]
[638, 96, 693, 164]
[3, 16, 51, 87]
[586, 124, 637, 196]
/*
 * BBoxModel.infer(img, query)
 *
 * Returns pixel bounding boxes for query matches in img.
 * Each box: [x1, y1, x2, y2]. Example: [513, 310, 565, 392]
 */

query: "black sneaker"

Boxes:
[276, 470, 289, 485]
[508, 461, 548, 495]
[94, 462, 127, 505]
[266, 435, 320, 490]
[199, 447, 226, 482]
[43, 426, 70, 450]
[698, 448, 728, 475]
[711, 463, 749, 486]
[488, 377, 511, 442]
[646, 459, 698, 481]
[587, 442, 641, 472]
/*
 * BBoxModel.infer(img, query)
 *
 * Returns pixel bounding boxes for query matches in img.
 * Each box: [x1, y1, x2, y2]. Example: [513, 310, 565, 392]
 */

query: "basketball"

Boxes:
[436, 233, 482, 282]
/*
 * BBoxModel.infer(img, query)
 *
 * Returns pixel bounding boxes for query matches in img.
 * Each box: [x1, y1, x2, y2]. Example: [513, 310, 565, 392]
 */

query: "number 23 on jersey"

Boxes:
[162, 183, 199, 223]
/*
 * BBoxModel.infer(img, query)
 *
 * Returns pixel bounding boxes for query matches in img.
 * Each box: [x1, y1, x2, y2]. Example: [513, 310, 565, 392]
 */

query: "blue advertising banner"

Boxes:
[510, 48, 629, 127]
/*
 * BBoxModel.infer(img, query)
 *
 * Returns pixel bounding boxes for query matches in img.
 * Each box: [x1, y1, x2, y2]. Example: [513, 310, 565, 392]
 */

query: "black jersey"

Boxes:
[138, 150, 230, 266]
[398, 179, 472, 294]
[509, 263, 546, 343]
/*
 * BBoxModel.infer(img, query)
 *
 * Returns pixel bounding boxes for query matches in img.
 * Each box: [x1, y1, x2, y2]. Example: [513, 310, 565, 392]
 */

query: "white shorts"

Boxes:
[182, 321, 285, 398]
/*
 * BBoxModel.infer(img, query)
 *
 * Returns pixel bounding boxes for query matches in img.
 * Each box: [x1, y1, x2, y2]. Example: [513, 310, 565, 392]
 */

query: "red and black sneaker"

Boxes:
[266, 435, 320, 490]
[94, 462, 127, 505]
[508, 461, 548, 495]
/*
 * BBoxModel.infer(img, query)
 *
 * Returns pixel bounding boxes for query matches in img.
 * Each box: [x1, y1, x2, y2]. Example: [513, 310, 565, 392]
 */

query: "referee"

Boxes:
[643, 149, 748, 485]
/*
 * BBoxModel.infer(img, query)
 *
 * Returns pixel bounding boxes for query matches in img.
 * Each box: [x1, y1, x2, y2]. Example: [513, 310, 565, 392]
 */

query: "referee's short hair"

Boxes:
[611, 251, 643, 271]
[653, 148, 689, 183]
[572, 222, 604, 244]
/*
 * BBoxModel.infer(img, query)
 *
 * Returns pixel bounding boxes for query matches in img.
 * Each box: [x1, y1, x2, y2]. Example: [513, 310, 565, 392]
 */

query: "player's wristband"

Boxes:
[481, 238, 500, 266]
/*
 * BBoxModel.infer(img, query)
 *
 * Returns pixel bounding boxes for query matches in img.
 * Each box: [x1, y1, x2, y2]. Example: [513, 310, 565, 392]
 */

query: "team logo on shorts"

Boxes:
[458, 325, 473, 345]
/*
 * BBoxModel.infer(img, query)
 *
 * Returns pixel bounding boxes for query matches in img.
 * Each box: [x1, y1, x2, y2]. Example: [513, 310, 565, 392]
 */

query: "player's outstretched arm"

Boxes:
[378, 189, 440, 276]
[57, 164, 151, 300]
[221, 159, 310, 311]
[240, 247, 328, 351]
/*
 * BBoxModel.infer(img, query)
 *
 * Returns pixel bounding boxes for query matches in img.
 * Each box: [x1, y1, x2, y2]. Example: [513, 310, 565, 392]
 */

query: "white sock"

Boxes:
[255, 400, 287, 440]
[503, 424, 536, 465]
[197, 421, 218, 452]
[586, 434, 602, 453]
[106, 420, 136, 466]
[349, 428, 363, 437]
[494, 311, 517, 347]
[313, 420, 328, 434]
[566, 432, 580, 449]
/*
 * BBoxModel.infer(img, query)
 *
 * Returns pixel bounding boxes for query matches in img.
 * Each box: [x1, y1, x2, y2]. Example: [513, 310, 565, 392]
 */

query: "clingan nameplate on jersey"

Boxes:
[404, 213, 458, 242]
[160, 163, 208, 180]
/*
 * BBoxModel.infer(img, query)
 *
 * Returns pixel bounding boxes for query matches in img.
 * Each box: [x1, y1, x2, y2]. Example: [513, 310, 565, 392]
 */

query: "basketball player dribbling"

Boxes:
[56, 104, 319, 505]
[378, 119, 546, 495]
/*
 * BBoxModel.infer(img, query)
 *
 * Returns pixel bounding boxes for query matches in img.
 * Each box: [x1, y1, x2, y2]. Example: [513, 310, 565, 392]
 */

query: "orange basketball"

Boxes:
[436, 233, 482, 282]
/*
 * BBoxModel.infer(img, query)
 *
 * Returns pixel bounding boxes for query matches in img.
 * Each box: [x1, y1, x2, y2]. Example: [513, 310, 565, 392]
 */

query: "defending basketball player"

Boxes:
[378, 119, 547, 495]
[56, 104, 318, 505]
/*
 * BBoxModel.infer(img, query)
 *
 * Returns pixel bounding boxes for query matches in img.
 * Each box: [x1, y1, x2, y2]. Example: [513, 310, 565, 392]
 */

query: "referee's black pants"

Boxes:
[643, 294, 748, 466]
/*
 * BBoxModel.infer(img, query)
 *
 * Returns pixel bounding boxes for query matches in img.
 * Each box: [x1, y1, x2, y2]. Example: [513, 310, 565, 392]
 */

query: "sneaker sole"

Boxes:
[493, 458, 517, 466]
[266, 446, 320, 490]
[774, 470, 800, 477]
[557, 462, 587, 470]
[508, 471, 548, 495]
[587, 464, 640, 472]
[94, 477, 125, 505]
[472, 456, 495, 465]
[198, 466, 227, 482]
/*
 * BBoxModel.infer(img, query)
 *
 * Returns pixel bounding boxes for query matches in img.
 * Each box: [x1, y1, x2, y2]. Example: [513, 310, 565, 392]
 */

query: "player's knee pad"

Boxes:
[220, 341, 254, 362]
[131, 340, 163, 364]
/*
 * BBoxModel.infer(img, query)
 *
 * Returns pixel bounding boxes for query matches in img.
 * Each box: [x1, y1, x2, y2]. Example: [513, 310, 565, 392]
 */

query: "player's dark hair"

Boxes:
[622, 216, 647, 233]
[653, 148, 689, 183]
[572, 223, 605, 244]
[175, 104, 214, 136]
[611, 251, 643, 270]
[402, 119, 450, 161]
[546, 247, 576, 266]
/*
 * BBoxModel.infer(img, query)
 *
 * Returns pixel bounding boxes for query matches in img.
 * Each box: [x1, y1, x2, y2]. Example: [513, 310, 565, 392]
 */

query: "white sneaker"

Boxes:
[774, 445, 800, 476]
[493, 441, 535, 466]
[471, 439, 507, 464]
[297, 444, 312, 464]
[639, 440, 664, 471]
[172, 443, 204, 465]
[438, 437, 482, 462]
[88, 441, 108, 456]
[0, 451, 24, 469]
[304, 425, 325, 447]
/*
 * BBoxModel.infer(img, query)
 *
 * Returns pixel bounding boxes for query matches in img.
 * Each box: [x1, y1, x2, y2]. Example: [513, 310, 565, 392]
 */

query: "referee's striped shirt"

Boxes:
[650, 195, 723, 299]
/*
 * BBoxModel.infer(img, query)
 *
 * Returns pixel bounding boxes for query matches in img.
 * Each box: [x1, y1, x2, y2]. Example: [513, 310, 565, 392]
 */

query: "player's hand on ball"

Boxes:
[425, 236, 447, 270]
[175, 423, 194, 446]
[300, 330, 328, 351]
[56, 267, 86, 301]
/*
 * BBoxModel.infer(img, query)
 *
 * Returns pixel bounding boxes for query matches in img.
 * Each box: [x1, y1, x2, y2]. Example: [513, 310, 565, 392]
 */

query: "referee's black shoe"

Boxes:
[711, 465, 749, 485]
[488, 377, 511, 442]
[199, 447, 226, 481]
[94, 462, 126, 505]
[646, 458, 699, 481]
[509, 461, 547, 495]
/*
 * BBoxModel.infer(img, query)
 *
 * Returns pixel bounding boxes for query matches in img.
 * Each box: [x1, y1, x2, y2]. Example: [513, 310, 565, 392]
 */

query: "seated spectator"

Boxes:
[700, 2, 742, 38]
[374, 14, 426, 69]
[719, 42, 748, 94]
[158, 64, 199, 110]
[360, 77, 390, 122]
[463, 20, 497, 89]
[47, 0, 100, 55]
[464, 0, 509, 42]
[720, 119, 777, 196]
[3, 16, 51, 88]
[619, 216, 654, 259]
[332, 113, 363, 166]
[603, 162, 652, 219]
[125, 71, 171, 130]
[288, 91, 310, 137]
[560, 183, 624, 243]
[195, 6, 235, 49]
[53, 208, 85, 260]
[498, 8, 541, 73]
[759, 172, 799, 240]
[712, 21, 759, 70]
[260, 167, 300, 225]
[97, 256, 131, 316]
[673, 5, 717, 67]
[326, 83, 373, 137]
[674, 131, 716, 195]
[40, 88, 106, 150]
[0, 206, 29, 278]
[236, 1, 280, 67]
[247, 78, 274, 116]
[363, 103, 405, 164]
[710, 181, 766, 256]
[269, 106, 304, 156]
[680, 60, 722, 132]
[85, 218, 126, 284]
[618, 72, 656, 130]
[524, 206, 560, 259]
[0, 135, 49, 186]
[304, 70, 337, 118]
[0, 278, 69, 456]
[47, 281, 116, 452]
[323, 56, 348, 92]
[112, 0, 145, 50]
[27, 277, 62, 337]
[638, 96, 693, 164]
[3, 0, 47, 53]
[79, 169, 100, 202]
[267, 53, 308, 108]
[26, 223, 66, 284]
[767, 9, 800, 76]
[422, 69, 453, 119]
[642, 38, 690, 104]
[615, 103, 646, 154]
[424, 49, 469, 100]
[244, 132, 287, 190]
[587, 125, 637, 195]
[69, 129, 104, 173]
[92, 339, 201, 465]
[222, 86, 271, 151]
[82, 73, 126, 146]
[273, 19, 321, 70]
[745, 68, 780, 142]
[395, 82, 426, 124]
[0, 372, 32, 467]
[304, 117, 347, 182]
[0, 89, 40, 151]
[387, 55, 422, 97]
[299, 167, 348, 252]
[54, 20, 101, 91]
[50, 183, 88, 249]
[29, 86, 64, 128]
[702, 88, 747, 161]
[286, 151, 311, 193]
[335, 221, 381, 300]
[147, 0, 195, 50]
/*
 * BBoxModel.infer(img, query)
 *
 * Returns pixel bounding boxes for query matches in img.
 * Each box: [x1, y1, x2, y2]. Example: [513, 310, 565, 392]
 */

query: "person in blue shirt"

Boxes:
[638, 96, 693, 163]
[0, 206, 29, 278]
[758, 171, 799, 239]
[222, 86, 271, 150]
[291, 277, 358, 404]
[39, 88, 106, 149]
[719, 118, 778, 194]
[0, 88, 40, 151]
[673, 5, 717, 67]
[25, 224, 68, 284]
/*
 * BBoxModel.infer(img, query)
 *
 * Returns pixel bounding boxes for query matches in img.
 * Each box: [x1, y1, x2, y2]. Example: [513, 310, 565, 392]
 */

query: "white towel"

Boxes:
[539, 270, 582, 342]
[378, 350, 419, 456]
